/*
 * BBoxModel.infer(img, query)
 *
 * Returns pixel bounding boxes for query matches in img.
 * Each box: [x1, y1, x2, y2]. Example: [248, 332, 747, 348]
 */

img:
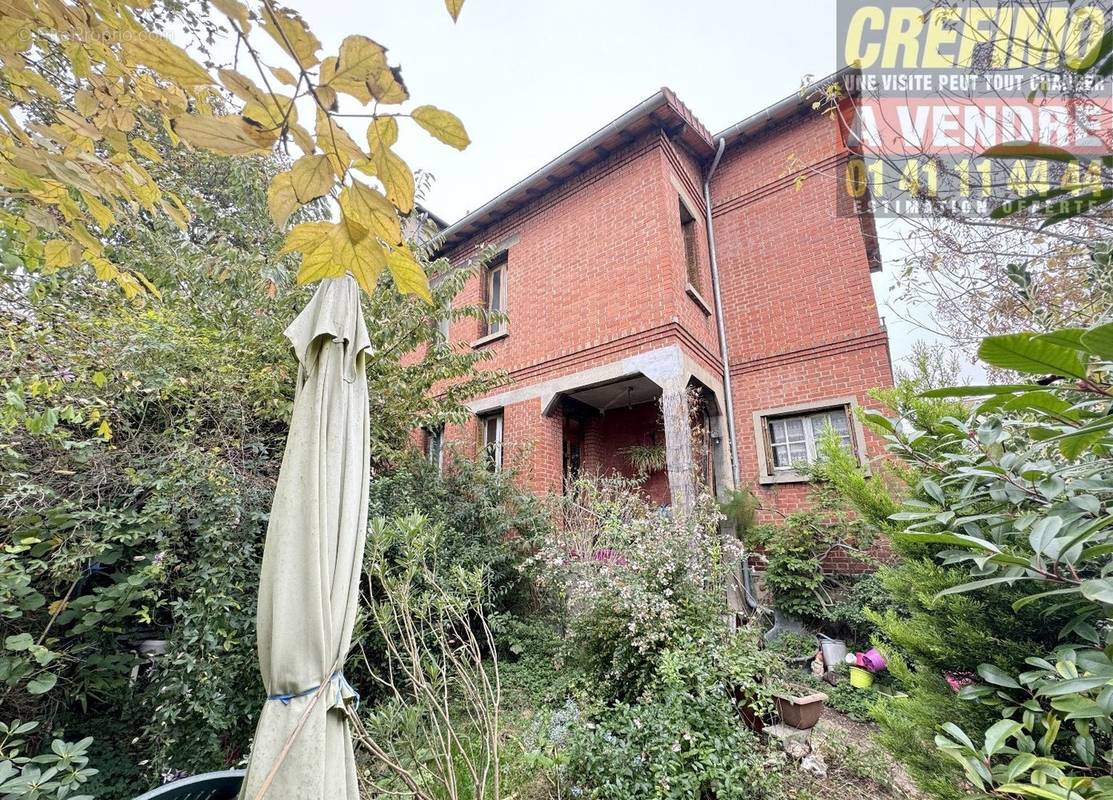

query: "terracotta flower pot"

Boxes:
[773, 689, 828, 729]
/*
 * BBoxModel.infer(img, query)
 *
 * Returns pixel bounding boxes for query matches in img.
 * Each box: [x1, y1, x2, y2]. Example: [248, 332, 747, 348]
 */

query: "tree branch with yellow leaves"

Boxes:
[0, 0, 471, 301]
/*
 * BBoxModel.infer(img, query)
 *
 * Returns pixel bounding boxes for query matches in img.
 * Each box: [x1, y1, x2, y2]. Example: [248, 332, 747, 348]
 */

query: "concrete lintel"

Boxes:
[465, 345, 692, 417]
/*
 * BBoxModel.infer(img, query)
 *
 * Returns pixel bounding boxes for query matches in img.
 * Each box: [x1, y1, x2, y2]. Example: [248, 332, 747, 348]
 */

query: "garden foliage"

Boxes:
[827, 321, 1113, 800]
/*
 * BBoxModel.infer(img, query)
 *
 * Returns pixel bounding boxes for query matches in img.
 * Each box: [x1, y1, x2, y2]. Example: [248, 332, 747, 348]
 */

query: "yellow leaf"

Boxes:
[326, 216, 387, 292]
[69, 223, 102, 255]
[445, 0, 465, 21]
[367, 147, 414, 213]
[385, 245, 432, 303]
[123, 36, 213, 87]
[217, 68, 264, 103]
[270, 66, 298, 87]
[290, 154, 333, 203]
[97, 419, 113, 440]
[131, 138, 163, 163]
[88, 254, 119, 280]
[170, 114, 270, 155]
[315, 111, 365, 176]
[288, 122, 315, 154]
[210, 0, 251, 31]
[338, 180, 401, 244]
[44, 240, 73, 269]
[261, 6, 321, 68]
[366, 63, 409, 105]
[280, 221, 334, 256]
[55, 109, 101, 141]
[160, 192, 191, 230]
[296, 233, 342, 287]
[411, 105, 470, 150]
[313, 84, 338, 110]
[331, 35, 388, 84]
[267, 172, 299, 229]
[48, 599, 68, 617]
[366, 117, 398, 150]
[81, 192, 116, 230]
[74, 90, 98, 117]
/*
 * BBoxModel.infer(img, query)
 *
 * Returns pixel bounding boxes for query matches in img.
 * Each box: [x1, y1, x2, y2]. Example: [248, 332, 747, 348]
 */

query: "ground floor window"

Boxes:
[754, 398, 862, 484]
[480, 411, 503, 472]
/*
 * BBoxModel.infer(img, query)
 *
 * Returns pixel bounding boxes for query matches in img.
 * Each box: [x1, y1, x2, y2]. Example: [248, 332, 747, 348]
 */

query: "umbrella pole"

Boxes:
[251, 654, 343, 800]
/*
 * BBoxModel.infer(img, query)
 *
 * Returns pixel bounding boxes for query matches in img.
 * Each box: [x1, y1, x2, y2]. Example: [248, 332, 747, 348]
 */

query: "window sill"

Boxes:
[471, 330, 508, 349]
[686, 284, 712, 316]
[758, 469, 810, 486]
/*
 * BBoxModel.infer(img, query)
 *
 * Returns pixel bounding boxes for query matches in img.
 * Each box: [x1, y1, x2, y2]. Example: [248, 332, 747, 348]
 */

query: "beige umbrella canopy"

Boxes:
[239, 276, 371, 800]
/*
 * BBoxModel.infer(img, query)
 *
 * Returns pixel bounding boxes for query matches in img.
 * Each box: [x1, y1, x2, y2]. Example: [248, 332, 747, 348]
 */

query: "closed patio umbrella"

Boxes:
[238, 276, 371, 800]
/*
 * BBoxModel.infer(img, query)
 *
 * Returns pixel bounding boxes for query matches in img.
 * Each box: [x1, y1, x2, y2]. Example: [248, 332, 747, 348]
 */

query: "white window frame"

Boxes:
[483, 258, 507, 337]
[752, 397, 869, 485]
[480, 411, 503, 472]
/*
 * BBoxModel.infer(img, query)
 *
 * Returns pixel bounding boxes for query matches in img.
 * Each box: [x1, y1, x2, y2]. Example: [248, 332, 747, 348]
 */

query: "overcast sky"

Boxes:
[204, 0, 966, 375]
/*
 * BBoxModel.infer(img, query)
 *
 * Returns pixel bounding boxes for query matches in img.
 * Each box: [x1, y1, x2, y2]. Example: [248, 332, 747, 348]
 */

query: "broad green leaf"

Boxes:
[1080, 323, 1113, 360]
[1034, 328, 1087, 350]
[1079, 578, 1113, 606]
[1036, 676, 1112, 697]
[936, 575, 1032, 598]
[412, 105, 470, 150]
[978, 333, 1089, 380]
[26, 672, 57, 695]
[922, 384, 1047, 398]
[978, 663, 1022, 689]
[4, 633, 34, 651]
[985, 719, 1023, 755]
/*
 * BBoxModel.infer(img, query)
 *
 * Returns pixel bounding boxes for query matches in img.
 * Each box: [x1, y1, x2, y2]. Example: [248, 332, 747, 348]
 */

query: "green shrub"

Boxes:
[566, 629, 780, 800]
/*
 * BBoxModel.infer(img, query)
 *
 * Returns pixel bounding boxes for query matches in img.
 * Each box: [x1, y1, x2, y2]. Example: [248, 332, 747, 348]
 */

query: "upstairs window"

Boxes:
[679, 199, 701, 291]
[480, 411, 503, 472]
[482, 256, 507, 337]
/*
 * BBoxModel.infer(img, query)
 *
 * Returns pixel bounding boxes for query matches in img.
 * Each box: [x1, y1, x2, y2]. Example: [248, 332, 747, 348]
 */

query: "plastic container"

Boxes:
[819, 637, 847, 668]
[862, 648, 887, 673]
[849, 665, 874, 689]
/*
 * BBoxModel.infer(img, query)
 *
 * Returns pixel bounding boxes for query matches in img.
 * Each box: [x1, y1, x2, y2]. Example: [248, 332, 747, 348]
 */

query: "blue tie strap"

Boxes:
[267, 671, 360, 711]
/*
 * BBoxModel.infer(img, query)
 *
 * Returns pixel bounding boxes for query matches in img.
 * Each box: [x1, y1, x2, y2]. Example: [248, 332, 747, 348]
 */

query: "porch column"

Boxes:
[661, 382, 695, 513]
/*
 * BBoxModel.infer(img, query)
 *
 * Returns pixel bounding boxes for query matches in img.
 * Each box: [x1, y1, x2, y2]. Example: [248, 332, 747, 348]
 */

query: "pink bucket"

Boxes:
[862, 648, 887, 673]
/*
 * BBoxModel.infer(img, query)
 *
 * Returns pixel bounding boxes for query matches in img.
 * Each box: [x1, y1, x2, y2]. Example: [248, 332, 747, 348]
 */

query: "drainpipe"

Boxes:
[702, 136, 758, 611]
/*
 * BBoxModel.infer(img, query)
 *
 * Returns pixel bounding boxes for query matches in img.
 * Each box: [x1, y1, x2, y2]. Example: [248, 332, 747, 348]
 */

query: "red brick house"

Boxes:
[424, 73, 892, 521]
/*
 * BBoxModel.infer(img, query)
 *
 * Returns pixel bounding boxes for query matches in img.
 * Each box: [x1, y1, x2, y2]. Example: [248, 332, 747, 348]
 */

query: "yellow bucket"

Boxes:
[849, 666, 874, 689]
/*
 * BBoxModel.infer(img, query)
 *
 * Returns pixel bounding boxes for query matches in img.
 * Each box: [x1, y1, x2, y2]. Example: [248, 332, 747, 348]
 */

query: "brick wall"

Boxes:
[709, 107, 893, 525]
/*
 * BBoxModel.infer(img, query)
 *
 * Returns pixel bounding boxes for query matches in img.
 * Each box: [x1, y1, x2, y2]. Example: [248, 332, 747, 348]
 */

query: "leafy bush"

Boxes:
[531, 478, 737, 703]
[811, 383, 1070, 799]
[881, 322, 1113, 800]
[0, 721, 97, 800]
[566, 630, 780, 800]
[746, 444, 878, 623]
[0, 143, 505, 791]
[822, 320, 1113, 800]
